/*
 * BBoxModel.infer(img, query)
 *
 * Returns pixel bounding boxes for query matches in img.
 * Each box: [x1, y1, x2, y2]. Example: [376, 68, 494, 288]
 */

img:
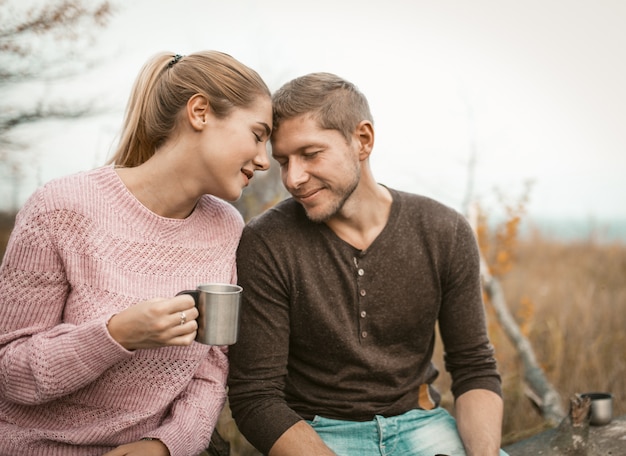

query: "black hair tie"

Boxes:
[168, 54, 183, 68]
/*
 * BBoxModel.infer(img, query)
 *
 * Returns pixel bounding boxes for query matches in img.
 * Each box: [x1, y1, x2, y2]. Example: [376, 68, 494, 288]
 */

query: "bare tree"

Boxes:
[0, 0, 114, 209]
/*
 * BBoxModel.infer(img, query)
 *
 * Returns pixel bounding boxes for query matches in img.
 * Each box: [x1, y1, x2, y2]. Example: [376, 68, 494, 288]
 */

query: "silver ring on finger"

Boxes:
[179, 311, 186, 326]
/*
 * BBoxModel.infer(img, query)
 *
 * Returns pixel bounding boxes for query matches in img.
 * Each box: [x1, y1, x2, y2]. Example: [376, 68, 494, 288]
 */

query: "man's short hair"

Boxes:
[272, 72, 373, 143]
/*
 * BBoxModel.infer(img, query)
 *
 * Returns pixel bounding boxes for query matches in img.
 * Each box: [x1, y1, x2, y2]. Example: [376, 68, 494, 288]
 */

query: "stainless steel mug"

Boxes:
[581, 392, 613, 425]
[177, 283, 242, 345]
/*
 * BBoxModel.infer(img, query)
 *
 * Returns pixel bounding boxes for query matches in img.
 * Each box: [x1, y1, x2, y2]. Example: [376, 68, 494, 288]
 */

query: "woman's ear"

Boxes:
[187, 94, 209, 131]
[354, 120, 374, 160]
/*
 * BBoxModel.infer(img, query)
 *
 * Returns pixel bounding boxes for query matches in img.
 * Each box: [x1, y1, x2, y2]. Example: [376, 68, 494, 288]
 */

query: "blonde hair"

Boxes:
[109, 51, 270, 167]
[272, 72, 373, 143]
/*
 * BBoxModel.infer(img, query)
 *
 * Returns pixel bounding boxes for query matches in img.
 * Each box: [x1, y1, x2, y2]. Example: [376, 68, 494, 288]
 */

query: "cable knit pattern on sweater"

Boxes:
[0, 166, 243, 456]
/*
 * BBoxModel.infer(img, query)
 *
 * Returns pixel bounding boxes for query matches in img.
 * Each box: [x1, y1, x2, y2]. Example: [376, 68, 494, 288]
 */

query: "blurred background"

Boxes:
[1, 0, 624, 451]
[3, 0, 626, 237]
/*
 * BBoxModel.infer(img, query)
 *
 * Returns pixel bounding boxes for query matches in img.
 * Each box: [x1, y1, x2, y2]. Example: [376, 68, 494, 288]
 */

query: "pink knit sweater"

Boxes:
[0, 166, 244, 456]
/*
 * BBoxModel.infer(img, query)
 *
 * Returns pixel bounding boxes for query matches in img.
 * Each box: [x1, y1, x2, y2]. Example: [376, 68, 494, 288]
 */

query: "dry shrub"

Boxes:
[433, 192, 625, 445]
[497, 235, 626, 442]
[452, 193, 626, 444]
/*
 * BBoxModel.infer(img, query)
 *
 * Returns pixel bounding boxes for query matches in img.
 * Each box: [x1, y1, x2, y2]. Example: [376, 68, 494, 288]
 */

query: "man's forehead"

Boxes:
[275, 113, 320, 130]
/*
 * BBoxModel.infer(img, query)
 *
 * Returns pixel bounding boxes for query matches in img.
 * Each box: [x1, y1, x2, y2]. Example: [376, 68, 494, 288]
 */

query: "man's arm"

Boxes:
[438, 215, 504, 454]
[455, 388, 504, 456]
[269, 421, 336, 456]
[228, 224, 306, 453]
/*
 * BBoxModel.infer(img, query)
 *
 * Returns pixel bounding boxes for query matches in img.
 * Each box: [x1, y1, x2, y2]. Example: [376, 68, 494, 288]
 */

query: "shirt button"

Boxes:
[360, 289, 366, 296]
[361, 331, 368, 338]
[360, 310, 367, 318]
[358, 269, 364, 276]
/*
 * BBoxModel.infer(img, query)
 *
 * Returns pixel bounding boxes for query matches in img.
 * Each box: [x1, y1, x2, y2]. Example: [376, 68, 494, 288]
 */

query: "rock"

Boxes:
[504, 396, 626, 456]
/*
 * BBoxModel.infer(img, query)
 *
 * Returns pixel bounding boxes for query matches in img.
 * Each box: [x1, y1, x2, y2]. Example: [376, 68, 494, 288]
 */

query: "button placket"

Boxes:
[354, 256, 368, 341]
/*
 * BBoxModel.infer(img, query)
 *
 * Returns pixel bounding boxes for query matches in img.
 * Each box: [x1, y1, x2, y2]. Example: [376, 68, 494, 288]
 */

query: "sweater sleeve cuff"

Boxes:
[77, 317, 134, 369]
[452, 376, 503, 401]
[237, 403, 304, 455]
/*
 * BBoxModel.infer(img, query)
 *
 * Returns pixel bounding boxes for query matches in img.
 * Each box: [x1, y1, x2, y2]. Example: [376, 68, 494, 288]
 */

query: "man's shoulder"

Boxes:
[245, 198, 307, 232]
[239, 198, 316, 256]
[390, 188, 461, 222]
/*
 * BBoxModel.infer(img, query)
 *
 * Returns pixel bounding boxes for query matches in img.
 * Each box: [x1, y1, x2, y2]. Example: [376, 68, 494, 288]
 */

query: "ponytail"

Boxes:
[109, 51, 270, 167]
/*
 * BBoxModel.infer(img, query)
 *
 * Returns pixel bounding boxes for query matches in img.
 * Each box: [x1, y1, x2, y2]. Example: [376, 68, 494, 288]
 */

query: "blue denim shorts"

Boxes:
[306, 407, 508, 456]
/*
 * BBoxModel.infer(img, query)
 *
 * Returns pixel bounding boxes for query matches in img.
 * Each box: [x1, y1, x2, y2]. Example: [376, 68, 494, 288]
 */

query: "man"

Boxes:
[228, 72, 507, 456]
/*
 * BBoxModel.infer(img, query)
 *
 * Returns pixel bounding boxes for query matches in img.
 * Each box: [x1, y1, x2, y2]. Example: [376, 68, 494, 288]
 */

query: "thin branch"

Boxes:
[468, 203, 566, 426]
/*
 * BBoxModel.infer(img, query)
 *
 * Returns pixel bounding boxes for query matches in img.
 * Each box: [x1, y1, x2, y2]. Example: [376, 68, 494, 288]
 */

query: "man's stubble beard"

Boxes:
[304, 170, 360, 224]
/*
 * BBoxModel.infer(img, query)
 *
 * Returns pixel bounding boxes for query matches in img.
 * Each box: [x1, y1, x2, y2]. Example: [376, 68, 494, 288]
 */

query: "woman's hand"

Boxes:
[102, 439, 169, 456]
[107, 295, 199, 350]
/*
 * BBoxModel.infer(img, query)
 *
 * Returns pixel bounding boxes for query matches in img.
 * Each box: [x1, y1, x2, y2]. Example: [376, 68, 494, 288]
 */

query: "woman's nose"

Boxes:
[253, 145, 271, 171]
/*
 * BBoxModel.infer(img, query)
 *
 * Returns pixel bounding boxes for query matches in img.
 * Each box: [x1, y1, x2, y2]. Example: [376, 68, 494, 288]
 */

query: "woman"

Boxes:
[0, 51, 272, 456]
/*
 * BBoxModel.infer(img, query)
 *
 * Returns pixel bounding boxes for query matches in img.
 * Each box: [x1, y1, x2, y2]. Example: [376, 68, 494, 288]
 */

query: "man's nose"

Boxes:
[283, 159, 309, 189]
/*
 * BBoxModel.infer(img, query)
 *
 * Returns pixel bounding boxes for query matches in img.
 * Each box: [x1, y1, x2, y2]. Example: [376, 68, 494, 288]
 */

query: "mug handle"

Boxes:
[176, 290, 199, 306]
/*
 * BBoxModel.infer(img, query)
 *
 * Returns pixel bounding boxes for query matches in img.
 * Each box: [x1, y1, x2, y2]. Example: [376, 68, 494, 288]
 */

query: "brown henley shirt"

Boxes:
[228, 188, 501, 454]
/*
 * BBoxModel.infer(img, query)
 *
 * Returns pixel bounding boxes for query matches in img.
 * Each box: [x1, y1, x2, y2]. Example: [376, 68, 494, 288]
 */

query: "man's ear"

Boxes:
[187, 94, 210, 131]
[354, 120, 374, 160]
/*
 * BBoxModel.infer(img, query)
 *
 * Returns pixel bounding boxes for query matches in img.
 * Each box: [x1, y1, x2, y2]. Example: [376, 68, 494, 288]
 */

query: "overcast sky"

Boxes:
[4, 0, 626, 228]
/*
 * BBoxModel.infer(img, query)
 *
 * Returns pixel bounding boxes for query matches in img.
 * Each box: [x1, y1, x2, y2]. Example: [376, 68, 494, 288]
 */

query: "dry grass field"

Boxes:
[437, 235, 624, 443]
[1, 211, 624, 452]
[490, 234, 625, 443]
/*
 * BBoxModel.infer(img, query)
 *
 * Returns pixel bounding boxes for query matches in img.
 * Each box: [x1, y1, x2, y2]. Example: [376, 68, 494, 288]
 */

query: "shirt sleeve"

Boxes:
[0, 189, 133, 405]
[228, 226, 303, 455]
[437, 213, 502, 399]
